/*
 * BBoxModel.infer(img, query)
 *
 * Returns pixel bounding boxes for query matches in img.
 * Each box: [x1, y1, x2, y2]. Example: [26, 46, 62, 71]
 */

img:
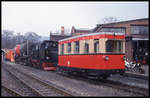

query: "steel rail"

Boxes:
[4, 63, 73, 96]
[2, 85, 21, 96]
[2, 67, 42, 96]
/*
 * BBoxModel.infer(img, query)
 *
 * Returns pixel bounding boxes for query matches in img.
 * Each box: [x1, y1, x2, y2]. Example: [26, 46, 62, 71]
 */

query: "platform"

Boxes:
[124, 65, 149, 80]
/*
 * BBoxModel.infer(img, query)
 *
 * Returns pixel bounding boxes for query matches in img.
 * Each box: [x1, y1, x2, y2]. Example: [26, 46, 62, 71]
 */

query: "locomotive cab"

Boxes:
[39, 40, 58, 67]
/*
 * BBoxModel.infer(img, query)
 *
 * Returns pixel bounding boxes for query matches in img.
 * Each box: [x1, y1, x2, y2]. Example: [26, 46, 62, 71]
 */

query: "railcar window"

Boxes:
[94, 39, 99, 53]
[117, 41, 122, 52]
[74, 41, 79, 54]
[61, 44, 64, 55]
[67, 43, 71, 53]
[106, 40, 123, 53]
[84, 40, 89, 53]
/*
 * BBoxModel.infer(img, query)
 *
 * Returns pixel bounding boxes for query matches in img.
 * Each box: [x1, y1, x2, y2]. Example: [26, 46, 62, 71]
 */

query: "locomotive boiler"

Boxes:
[14, 41, 34, 63]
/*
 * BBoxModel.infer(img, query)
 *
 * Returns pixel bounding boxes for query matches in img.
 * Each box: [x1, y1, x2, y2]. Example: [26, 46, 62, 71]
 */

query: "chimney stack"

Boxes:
[61, 26, 64, 35]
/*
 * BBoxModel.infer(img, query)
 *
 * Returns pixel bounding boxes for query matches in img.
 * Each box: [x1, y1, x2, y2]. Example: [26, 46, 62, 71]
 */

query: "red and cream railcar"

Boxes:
[58, 32, 125, 78]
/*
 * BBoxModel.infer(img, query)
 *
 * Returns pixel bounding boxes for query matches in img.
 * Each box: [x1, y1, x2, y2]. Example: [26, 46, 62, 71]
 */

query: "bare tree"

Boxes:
[24, 32, 41, 43]
[2, 30, 15, 49]
[2, 30, 42, 49]
[102, 16, 119, 24]
[15, 32, 26, 44]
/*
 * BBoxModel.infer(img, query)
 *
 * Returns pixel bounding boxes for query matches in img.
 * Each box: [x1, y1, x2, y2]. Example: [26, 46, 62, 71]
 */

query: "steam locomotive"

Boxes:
[14, 40, 58, 70]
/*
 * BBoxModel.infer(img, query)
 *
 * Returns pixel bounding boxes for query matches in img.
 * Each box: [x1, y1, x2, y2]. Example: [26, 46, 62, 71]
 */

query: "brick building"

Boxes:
[50, 26, 92, 41]
[50, 26, 71, 42]
[92, 18, 149, 64]
[71, 26, 92, 36]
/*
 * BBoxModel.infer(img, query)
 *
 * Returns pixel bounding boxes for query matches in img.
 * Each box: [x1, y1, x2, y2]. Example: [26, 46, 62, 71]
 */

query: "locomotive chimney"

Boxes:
[61, 26, 65, 35]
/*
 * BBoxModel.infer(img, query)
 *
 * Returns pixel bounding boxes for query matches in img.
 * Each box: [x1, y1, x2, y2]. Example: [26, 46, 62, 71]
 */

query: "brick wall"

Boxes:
[101, 19, 149, 36]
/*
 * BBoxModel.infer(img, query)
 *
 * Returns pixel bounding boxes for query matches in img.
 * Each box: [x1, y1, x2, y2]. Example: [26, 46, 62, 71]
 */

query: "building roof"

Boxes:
[50, 34, 71, 42]
[97, 18, 149, 26]
[93, 18, 149, 32]
[71, 26, 92, 34]
[74, 28, 92, 33]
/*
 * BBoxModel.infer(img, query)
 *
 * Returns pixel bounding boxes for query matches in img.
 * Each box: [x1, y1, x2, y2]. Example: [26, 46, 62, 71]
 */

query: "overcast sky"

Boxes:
[2, 1, 149, 36]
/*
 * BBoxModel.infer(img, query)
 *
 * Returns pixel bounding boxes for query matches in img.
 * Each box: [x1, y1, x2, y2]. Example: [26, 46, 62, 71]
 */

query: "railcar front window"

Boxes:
[106, 40, 123, 53]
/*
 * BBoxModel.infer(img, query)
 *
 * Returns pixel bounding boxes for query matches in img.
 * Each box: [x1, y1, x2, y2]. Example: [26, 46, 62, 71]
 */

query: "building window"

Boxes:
[61, 44, 64, 55]
[67, 43, 71, 53]
[84, 40, 89, 53]
[131, 25, 148, 34]
[106, 40, 123, 53]
[94, 39, 99, 53]
[101, 27, 125, 33]
[74, 41, 79, 53]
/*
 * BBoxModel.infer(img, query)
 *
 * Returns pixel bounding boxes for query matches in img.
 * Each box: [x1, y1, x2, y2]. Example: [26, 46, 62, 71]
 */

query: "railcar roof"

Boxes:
[59, 32, 124, 42]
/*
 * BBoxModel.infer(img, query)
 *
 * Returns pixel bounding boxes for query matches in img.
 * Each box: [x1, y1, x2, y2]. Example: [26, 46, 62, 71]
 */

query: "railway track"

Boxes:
[2, 85, 21, 96]
[57, 72, 149, 96]
[3, 63, 73, 96]
[2, 67, 42, 96]
[2, 61, 148, 96]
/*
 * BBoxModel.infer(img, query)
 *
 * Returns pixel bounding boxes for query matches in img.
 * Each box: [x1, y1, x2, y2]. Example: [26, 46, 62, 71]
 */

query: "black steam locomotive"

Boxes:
[14, 40, 58, 70]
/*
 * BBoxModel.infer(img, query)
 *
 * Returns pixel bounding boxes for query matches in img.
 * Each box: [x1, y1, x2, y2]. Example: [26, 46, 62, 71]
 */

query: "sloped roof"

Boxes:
[92, 18, 149, 32]
[74, 28, 92, 33]
[97, 18, 148, 26]
[50, 34, 71, 41]
[71, 26, 92, 33]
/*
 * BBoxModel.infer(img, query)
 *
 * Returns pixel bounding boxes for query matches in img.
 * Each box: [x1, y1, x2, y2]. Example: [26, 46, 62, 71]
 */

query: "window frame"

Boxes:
[100, 27, 125, 33]
[106, 39, 124, 53]
[131, 25, 149, 35]
[61, 44, 64, 55]
[74, 41, 80, 54]
[94, 39, 99, 53]
[84, 40, 89, 54]
[67, 43, 71, 54]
